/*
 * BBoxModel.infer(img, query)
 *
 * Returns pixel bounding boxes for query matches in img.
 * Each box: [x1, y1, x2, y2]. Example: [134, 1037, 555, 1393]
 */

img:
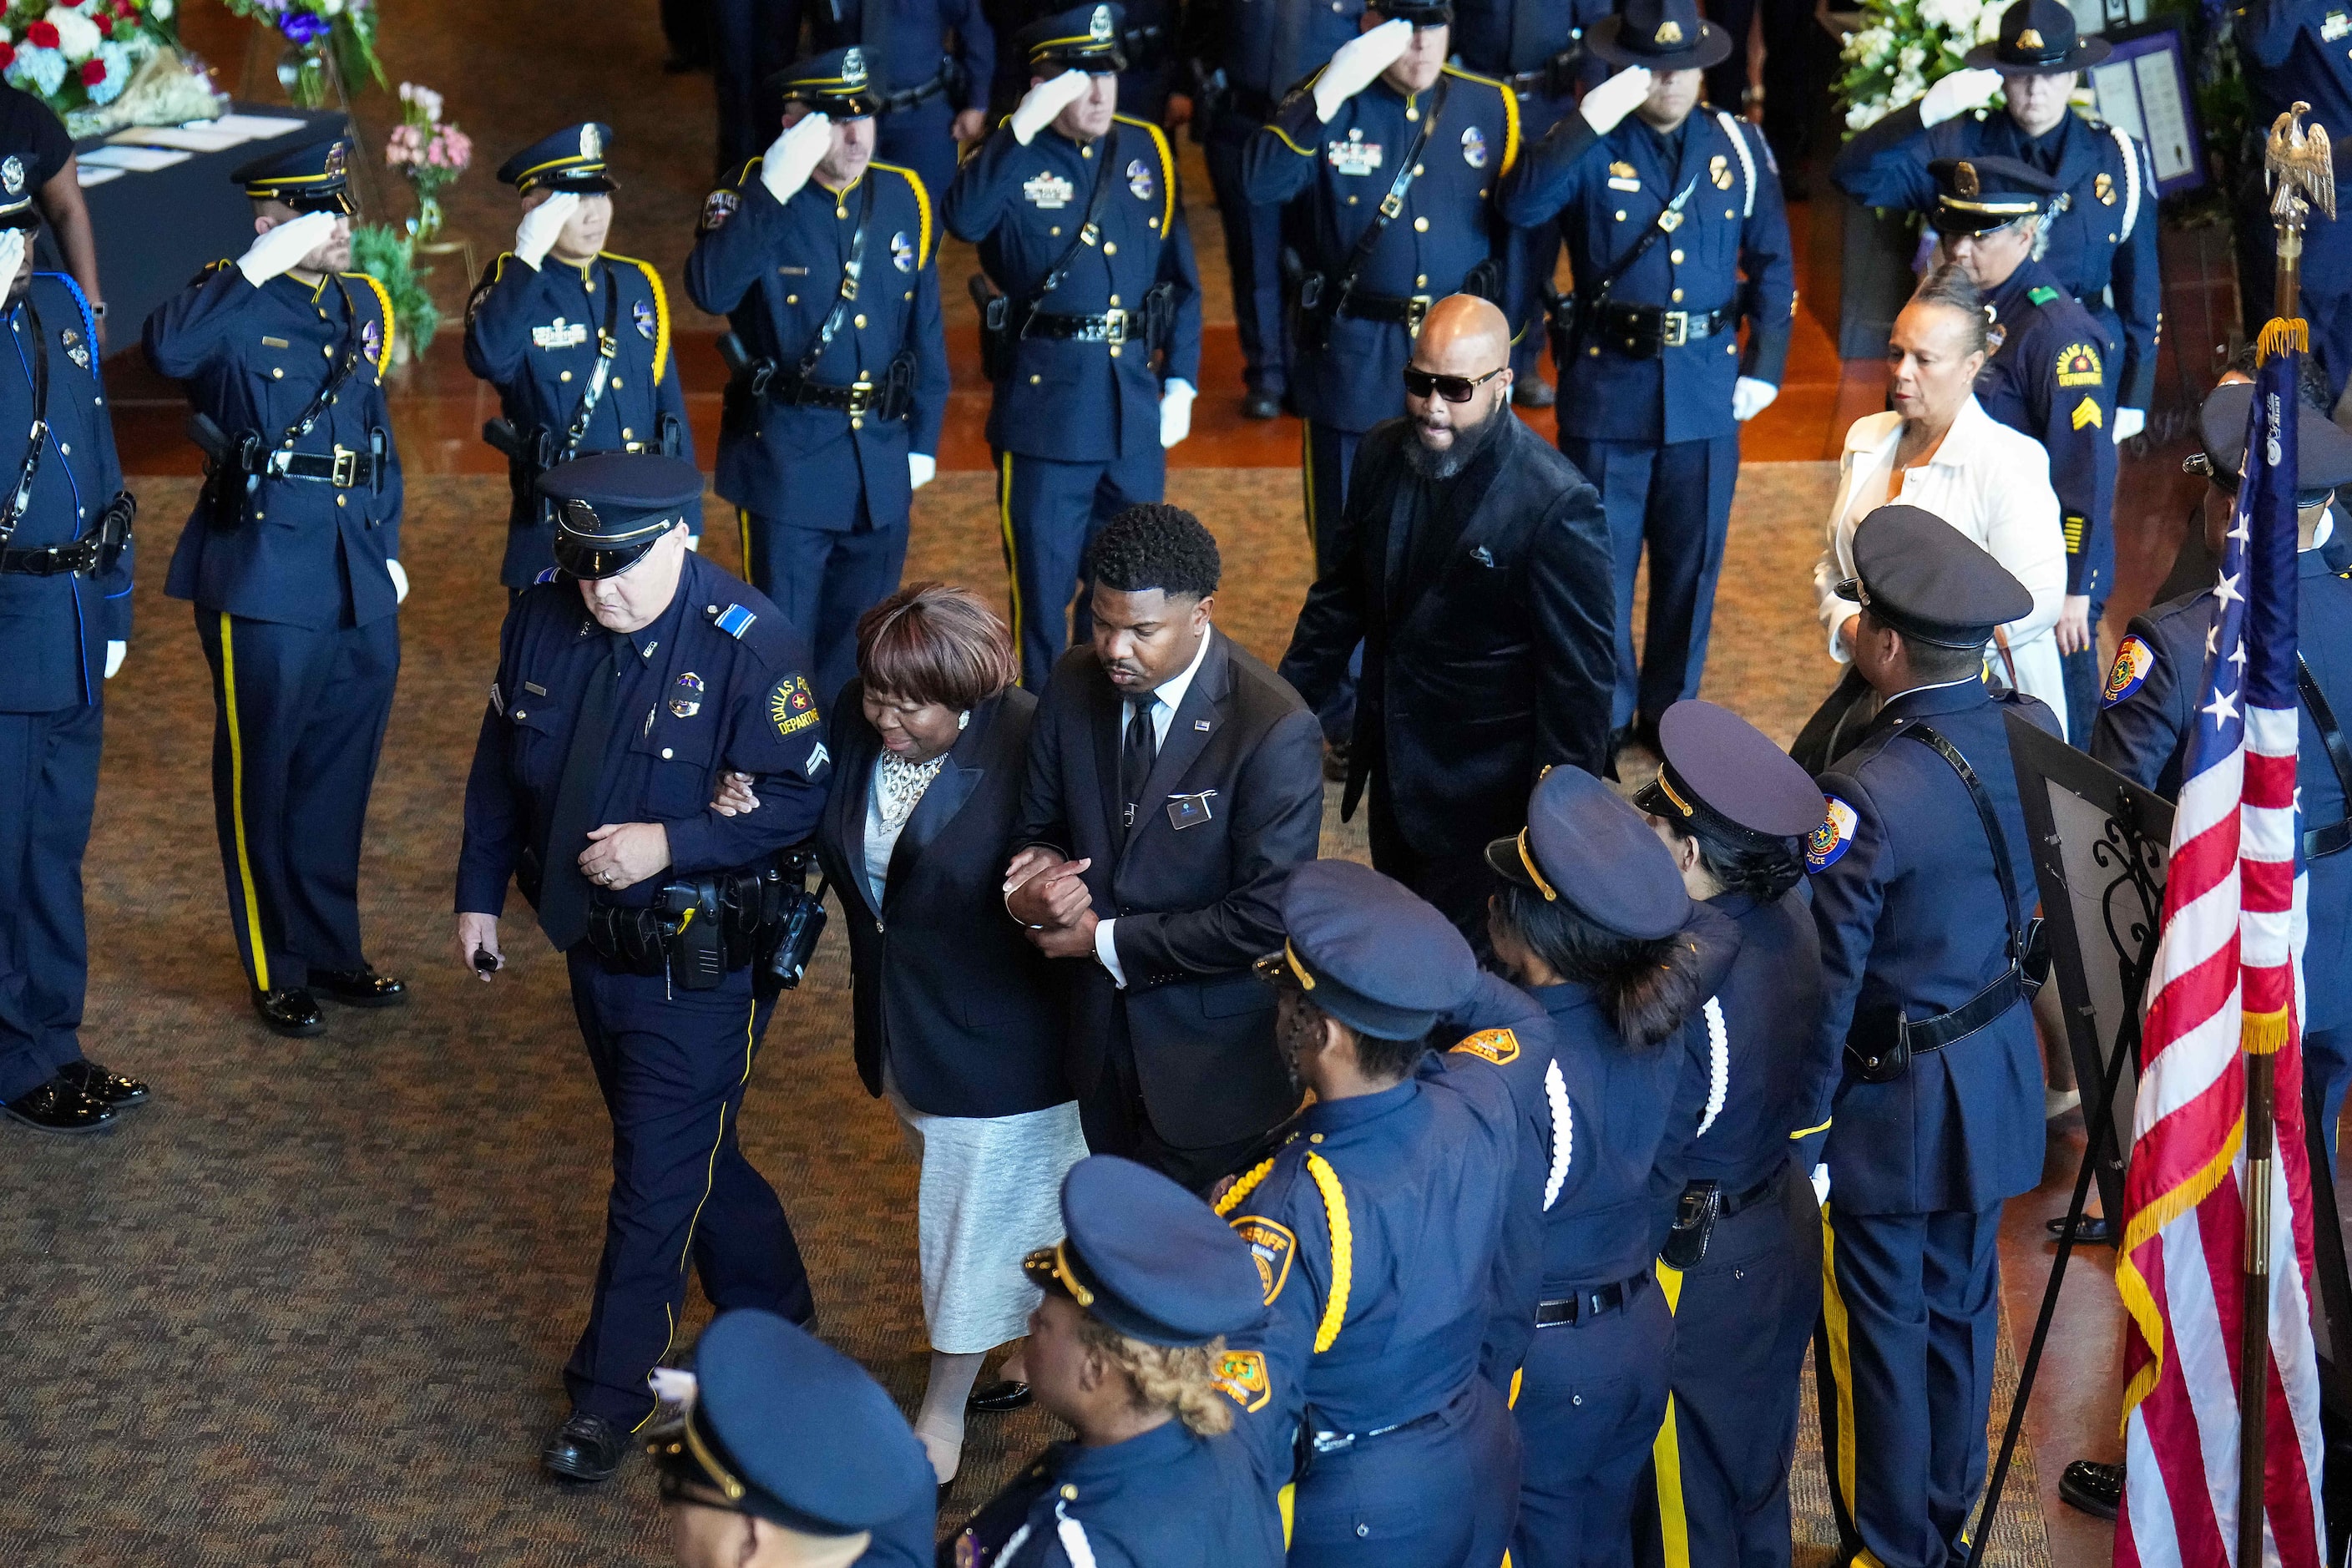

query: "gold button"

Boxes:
[852, 416, 863, 428]
[1309, 1132, 1324, 1143]
[904, 291, 913, 301]
[1412, 164, 1424, 177]
[1672, 288, 1683, 302]
[561, 370, 573, 382]
[1415, 274, 1427, 287]
[836, 207, 847, 220]
[1479, 188, 1488, 199]
[321, 345, 332, 357]
[1109, 294, 1121, 306]
[1061, 1485, 1079, 1500]
[1050, 225, 1062, 236]
[1414, 216, 1428, 231]
[1724, 209, 1734, 220]
[1109, 345, 1121, 357]
[1104, 241, 1117, 255]
[612, 377, 623, 388]
[787, 293, 799, 304]
[271, 367, 284, 380]
[853, 313, 867, 328]
[661, 747, 674, 760]
[1615, 210, 1626, 221]
[1405, 108, 1419, 122]
[623, 427, 634, 439]
[1082, 145, 1092, 158]
[1347, 195, 1358, 205]
[1669, 249, 1684, 264]
[336, 494, 346, 507]
[1587, 346, 1601, 357]
[1029, 374, 1042, 384]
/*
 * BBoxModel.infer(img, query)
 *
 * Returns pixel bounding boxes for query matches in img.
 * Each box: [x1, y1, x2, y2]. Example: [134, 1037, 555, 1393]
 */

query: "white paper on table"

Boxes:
[210, 113, 311, 139]
[76, 144, 191, 172]
[110, 124, 253, 153]
[74, 164, 124, 188]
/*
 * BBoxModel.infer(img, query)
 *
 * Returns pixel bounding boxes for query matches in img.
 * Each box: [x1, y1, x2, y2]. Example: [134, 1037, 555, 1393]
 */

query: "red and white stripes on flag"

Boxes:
[2116, 340, 2324, 1568]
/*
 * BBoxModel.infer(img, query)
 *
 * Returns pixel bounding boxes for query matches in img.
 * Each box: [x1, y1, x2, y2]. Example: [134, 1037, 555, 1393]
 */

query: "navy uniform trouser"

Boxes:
[562, 949, 814, 1428]
[1512, 1272, 1672, 1568]
[1815, 1200, 2001, 1568]
[994, 445, 1165, 690]
[710, 0, 792, 175]
[876, 99, 959, 216]
[0, 701, 101, 1100]
[1558, 432, 1741, 735]
[196, 607, 398, 995]
[1202, 117, 1290, 399]
[739, 503, 908, 708]
[1302, 420, 1366, 741]
[1291, 1374, 1520, 1567]
[1634, 1165, 1821, 1568]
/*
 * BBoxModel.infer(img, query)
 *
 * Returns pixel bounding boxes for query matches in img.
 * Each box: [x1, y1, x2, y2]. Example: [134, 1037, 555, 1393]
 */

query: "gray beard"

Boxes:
[1402, 403, 1505, 481]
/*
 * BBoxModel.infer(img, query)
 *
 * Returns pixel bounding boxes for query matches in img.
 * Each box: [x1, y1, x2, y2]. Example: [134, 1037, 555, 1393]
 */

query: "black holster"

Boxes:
[486, 417, 554, 529]
[1540, 286, 1581, 374]
[969, 274, 1014, 383]
[1284, 250, 1331, 354]
[1661, 1180, 1722, 1270]
[188, 412, 259, 534]
[755, 849, 828, 999]
[95, 488, 135, 570]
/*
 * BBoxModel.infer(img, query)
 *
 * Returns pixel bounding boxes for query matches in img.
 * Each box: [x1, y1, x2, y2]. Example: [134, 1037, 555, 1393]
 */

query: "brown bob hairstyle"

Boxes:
[855, 582, 1020, 710]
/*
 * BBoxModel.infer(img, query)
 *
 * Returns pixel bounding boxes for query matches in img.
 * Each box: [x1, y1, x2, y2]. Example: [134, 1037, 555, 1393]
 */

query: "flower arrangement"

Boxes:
[1835, 0, 2006, 134]
[385, 82, 471, 245]
[350, 220, 440, 359]
[217, 0, 385, 109]
[0, 2, 180, 133]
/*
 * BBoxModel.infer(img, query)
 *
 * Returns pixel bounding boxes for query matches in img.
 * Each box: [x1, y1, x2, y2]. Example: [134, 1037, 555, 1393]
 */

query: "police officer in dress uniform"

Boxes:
[944, 1155, 1287, 1567]
[143, 139, 410, 1039]
[1926, 154, 2118, 742]
[1626, 701, 1828, 1568]
[1496, 0, 1795, 752]
[0, 165, 145, 1136]
[690, 48, 951, 705]
[467, 122, 694, 594]
[781, 0, 998, 202]
[945, 5, 1203, 690]
[1218, 858, 1522, 1568]
[1833, 0, 2160, 438]
[1180, 0, 1364, 419]
[648, 1309, 938, 1568]
[453, 454, 832, 1485]
[1792, 506, 2060, 1568]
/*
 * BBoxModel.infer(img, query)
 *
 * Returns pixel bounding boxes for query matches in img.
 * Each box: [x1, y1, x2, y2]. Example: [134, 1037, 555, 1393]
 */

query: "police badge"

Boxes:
[843, 47, 868, 86]
[1459, 125, 1487, 169]
[890, 230, 916, 272]
[324, 141, 348, 180]
[1, 156, 23, 197]
[1089, 3, 1113, 39]
[59, 326, 87, 371]
[581, 124, 603, 160]
[670, 671, 705, 719]
[1126, 157, 1156, 200]
[1710, 153, 1733, 190]
[360, 317, 383, 367]
[633, 299, 656, 340]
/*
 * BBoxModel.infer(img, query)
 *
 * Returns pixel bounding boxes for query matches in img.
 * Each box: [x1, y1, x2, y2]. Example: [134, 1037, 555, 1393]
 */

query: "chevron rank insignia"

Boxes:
[2071, 395, 2103, 430]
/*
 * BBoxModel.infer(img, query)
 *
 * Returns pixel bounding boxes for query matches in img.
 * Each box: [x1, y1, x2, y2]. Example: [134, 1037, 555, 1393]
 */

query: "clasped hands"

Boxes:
[1004, 846, 1100, 959]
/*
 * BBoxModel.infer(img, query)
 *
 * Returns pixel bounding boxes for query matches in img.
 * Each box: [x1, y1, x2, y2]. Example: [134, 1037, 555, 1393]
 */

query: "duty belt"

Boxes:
[1535, 1268, 1652, 1327]
[1500, 42, 1586, 94]
[1, 490, 134, 576]
[1335, 289, 1436, 331]
[1593, 300, 1734, 356]
[769, 369, 911, 419]
[1308, 1406, 1444, 1454]
[1027, 307, 1136, 344]
[877, 69, 953, 114]
[264, 443, 382, 488]
[1717, 1162, 1788, 1218]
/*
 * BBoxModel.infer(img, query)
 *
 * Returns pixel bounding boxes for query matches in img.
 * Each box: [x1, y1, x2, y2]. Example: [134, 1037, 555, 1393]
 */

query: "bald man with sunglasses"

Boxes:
[1280, 294, 1613, 949]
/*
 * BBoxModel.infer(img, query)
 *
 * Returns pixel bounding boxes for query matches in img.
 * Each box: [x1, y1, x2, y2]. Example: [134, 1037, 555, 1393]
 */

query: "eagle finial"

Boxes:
[2269, 102, 2337, 224]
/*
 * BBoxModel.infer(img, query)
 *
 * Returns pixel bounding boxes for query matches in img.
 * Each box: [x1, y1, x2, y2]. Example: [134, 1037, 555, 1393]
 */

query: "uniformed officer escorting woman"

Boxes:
[144, 138, 411, 1039]
[0, 164, 144, 1136]
[466, 121, 693, 592]
[1497, 0, 1794, 751]
[690, 48, 951, 706]
[454, 454, 833, 1485]
[945, 1156, 1287, 1567]
[945, 4, 1202, 690]
[1793, 507, 2058, 1568]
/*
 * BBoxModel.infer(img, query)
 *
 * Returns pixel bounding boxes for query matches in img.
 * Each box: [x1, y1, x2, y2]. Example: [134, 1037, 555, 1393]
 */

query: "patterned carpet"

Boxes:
[0, 468, 2046, 1565]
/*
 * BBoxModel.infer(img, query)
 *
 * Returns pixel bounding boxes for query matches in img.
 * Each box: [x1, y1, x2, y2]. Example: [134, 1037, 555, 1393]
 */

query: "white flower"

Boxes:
[85, 38, 129, 104]
[326, 0, 346, 13]
[8, 44, 66, 98]
[151, 0, 172, 16]
[43, 5, 100, 61]
[1898, 43, 1926, 73]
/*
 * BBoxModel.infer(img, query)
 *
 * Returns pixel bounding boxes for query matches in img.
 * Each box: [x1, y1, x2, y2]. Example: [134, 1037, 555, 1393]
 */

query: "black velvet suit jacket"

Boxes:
[1010, 629, 1325, 1151]
[1279, 412, 1616, 858]
[814, 684, 1069, 1120]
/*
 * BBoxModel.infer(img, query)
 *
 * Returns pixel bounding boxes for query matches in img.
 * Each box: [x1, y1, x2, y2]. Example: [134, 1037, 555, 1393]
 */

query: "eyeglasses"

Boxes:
[1402, 365, 1506, 403]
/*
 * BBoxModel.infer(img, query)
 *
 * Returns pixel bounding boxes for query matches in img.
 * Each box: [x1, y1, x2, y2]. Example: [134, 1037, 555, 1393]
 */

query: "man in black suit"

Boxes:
[1005, 504, 1325, 1186]
[1281, 293, 1615, 950]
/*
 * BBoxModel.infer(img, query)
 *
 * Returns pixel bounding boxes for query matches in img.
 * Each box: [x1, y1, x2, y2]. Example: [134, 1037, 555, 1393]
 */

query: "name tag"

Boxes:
[533, 317, 589, 351]
[1606, 160, 1641, 193]
[1328, 137, 1383, 176]
[2326, 10, 2349, 39]
[1024, 171, 1075, 209]
[1606, 176, 1641, 192]
[1166, 790, 1217, 830]
[778, 265, 809, 276]
[260, 335, 290, 348]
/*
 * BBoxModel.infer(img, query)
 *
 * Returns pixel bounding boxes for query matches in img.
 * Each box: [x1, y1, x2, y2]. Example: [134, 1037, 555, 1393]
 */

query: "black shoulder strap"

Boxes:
[0, 291, 48, 549]
[558, 261, 626, 460]
[2299, 655, 2352, 809]
[1328, 74, 1450, 311]
[796, 175, 881, 379]
[278, 275, 366, 450]
[1029, 132, 1121, 305]
[1902, 721, 2025, 956]
[1584, 176, 1699, 306]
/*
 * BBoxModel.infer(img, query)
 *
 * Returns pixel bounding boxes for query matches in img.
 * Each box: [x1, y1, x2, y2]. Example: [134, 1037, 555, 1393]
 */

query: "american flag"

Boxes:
[2116, 341, 2324, 1568]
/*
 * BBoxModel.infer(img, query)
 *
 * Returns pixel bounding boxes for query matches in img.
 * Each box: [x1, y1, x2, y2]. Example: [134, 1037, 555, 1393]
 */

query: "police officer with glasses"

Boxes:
[455, 453, 833, 1485]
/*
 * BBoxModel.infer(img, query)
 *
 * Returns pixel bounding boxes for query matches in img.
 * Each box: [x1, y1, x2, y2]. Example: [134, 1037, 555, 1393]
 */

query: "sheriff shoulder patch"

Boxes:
[1230, 1215, 1297, 1305]
[1806, 796, 1859, 873]
[1212, 1348, 1272, 1413]
[1450, 1027, 1520, 1065]
[769, 674, 819, 737]
[2056, 341, 2104, 387]
[2103, 634, 2157, 707]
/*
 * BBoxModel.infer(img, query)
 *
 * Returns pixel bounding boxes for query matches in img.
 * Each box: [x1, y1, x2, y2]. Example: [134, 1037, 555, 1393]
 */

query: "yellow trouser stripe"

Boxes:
[218, 612, 270, 992]
[1818, 1206, 1890, 1568]
[736, 507, 753, 582]
[646, 1000, 760, 1431]
[997, 453, 1024, 676]
[1278, 1482, 1295, 1548]
[1651, 1262, 1690, 1568]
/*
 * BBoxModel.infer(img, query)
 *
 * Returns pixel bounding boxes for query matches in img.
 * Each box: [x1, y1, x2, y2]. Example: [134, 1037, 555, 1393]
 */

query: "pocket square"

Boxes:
[1469, 545, 1495, 567]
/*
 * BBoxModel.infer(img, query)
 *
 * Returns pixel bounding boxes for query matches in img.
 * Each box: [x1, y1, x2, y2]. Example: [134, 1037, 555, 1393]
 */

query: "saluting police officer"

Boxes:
[945, 4, 1203, 690]
[946, 1156, 1286, 1567]
[1834, 0, 2161, 435]
[454, 453, 832, 1485]
[1220, 858, 1521, 1568]
[0, 164, 145, 1136]
[1926, 154, 2117, 741]
[143, 139, 410, 1040]
[1497, 0, 1794, 753]
[1793, 506, 2058, 1568]
[780, 0, 997, 202]
[1628, 701, 1828, 1568]
[2239, 0, 2352, 398]
[689, 48, 951, 705]
[467, 122, 693, 594]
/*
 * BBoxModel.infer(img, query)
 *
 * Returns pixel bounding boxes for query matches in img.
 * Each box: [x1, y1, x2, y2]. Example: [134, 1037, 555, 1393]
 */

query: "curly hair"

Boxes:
[1088, 503, 1222, 600]
[1074, 1316, 1237, 1438]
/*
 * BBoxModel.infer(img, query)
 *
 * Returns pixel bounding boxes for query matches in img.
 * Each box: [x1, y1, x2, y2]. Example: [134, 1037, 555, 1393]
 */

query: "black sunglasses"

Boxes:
[1402, 365, 1506, 403]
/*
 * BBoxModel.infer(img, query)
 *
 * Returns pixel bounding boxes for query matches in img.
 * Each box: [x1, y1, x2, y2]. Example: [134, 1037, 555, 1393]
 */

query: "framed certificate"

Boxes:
[2082, 23, 2207, 196]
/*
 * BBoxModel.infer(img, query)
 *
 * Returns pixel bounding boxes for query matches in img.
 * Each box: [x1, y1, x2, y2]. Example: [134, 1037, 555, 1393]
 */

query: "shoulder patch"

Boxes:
[2102, 634, 2157, 707]
[1229, 1215, 1297, 1304]
[1212, 1348, 1272, 1413]
[714, 604, 756, 639]
[768, 672, 821, 737]
[701, 186, 741, 233]
[1806, 796, 1859, 873]
[2056, 341, 2103, 387]
[1450, 1027, 1521, 1065]
[2027, 285, 2061, 306]
[870, 160, 933, 266]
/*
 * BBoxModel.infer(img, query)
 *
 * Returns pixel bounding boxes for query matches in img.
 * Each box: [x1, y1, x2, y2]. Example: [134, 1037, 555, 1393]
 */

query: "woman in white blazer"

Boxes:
[1810, 265, 2070, 741]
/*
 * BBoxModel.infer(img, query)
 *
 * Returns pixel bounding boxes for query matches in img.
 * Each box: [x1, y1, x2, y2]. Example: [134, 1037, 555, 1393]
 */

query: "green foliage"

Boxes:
[348, 223, 440, 358]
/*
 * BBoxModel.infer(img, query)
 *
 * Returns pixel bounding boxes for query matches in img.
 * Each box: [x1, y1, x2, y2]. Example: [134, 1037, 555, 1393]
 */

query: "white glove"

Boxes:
[0, 230, 26, 293]
[760, 112, 834, 205]
[236, 210, 336, 288]
[1732, 377, 1779, 421]
[1160, 378, 1196, 448]
[2113, 407, 2146, 444]
[685, 534, 701, 551]
[1810, 1162, 1830, 1206]
[1011, 69, 1091, 145]
[908, 451, 937, 490]
[514, 191, 579, 271]
[1920, 67, 2002, 129]
[104, 640, 125, 680]
[387, 559, 410, 604]
[1579, 65, 1654, 136]
[1315, 19, 1414, 123]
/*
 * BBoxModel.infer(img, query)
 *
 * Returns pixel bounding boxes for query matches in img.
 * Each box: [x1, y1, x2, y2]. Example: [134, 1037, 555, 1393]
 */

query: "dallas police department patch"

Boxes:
[768, 673, 820, 738]
[1806, 796, 1859, 873]
[700, 188, 739, 233]
[534, 316, 589, 351]
[1230, 1216, 1296, 1304]
[2056, 341, 2104, 387]
[633, 299, 656, 341]
[1213, 1349, 1272, 1413]
[1126, 157, 1156, 201]
[1328, 129, 1382, 176]
[2102, 634, 2157, 707]
[890, 230, 915, 272]
[670, 670, 704, 719]
[1450, 1027, 1520, 1065]
[1023, 170, 1075, 210]
[1461, 124, 1488, 169]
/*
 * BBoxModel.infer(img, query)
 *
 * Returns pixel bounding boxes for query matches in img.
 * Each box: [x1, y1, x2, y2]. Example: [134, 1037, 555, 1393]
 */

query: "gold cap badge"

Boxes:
[1955, 159, 1979, 198]
[1655, 19, 1684, 43]
[2016, 26, 2043, 48]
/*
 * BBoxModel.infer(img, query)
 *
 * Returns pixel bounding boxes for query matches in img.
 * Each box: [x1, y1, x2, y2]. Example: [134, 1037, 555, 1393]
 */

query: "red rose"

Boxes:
[26, 20, 58, 48]
[79, 58, 105, 85]
[94, 14, 113, 36]
[0, 43, 16, 69]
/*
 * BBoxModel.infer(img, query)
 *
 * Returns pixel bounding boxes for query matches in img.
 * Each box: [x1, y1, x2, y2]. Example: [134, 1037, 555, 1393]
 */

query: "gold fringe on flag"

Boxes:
[2258, 316, 2311, 363]
[2243, 1005, 2294, 1055]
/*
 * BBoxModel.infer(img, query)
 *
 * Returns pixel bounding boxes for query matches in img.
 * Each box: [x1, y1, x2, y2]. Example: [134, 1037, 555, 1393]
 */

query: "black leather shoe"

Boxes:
[543, 1412, 630, 1483]
[5, 1076, 116, 1133]
[58, 1059, 149, 1109]
[1511, 377, 1555, 409]
[1242, 390, 1282, 420]
[967, 1380, 1032, 1413]
[2059, 1459, 2122, 1520]
[311, 967, 408, 1008]
[253, 987, 326, 1037]
[1322, 739, 1351, 783]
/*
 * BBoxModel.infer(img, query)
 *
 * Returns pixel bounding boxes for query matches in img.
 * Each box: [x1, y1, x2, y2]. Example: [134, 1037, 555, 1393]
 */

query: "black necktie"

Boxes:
[538, 632, 629, 950]
[1122, 695, 1158, 827]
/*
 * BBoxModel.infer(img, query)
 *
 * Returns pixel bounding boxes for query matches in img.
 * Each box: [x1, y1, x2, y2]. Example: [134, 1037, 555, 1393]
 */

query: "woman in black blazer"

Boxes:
[809, 584, 1078, 1490]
